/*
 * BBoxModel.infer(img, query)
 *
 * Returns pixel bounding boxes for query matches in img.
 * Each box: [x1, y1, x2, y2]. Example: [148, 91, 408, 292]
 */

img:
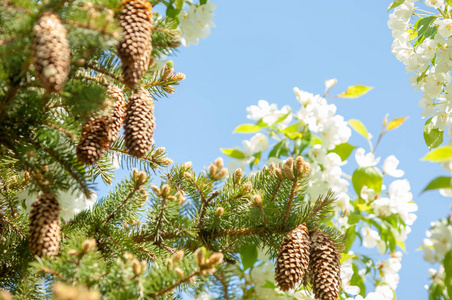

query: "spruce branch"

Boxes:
[64, 20, 114, 37]
[150, 271, 200, 298]
[105, 173, 145, 223]
[281, 179, 299, 228]
[85, 63, 123, 85]
[0, 210, 24, 237]
[38, 267, 67, 281]
[213, 271, 230, 300]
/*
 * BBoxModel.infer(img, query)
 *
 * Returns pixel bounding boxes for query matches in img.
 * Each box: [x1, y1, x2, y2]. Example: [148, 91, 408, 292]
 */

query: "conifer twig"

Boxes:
[38, 267, 67, 281]
[85, 63, 123, 84]
[64, 20, 113, 37]
[213, 271, 230, 300]
[215, 227, 288, 238]
[268, 178, 282, 203]
[150, 271, 200, 298]
[0, 210, 24, 236]
[281, 179, 299, 228]
[105, 185, 141, 223]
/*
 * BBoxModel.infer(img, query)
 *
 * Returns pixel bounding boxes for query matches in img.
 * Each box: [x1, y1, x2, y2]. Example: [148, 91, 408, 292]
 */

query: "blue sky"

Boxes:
[105, 1, 452, 298]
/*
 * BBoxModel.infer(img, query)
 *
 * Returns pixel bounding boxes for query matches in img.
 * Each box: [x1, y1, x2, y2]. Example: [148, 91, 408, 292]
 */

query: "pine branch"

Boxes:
[64, 20, 114, 37]
[282, 179, 299, 227]
[0, 210, 24, 237]
[105, 183, 142, 224]
[150, 271, 200, 298]
[38, 267, 67, 281]
[213, 271, 230, 300]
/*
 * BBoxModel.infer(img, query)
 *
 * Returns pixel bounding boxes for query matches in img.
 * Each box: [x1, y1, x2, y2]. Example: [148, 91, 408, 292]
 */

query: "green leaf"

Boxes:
[233, 124, 261, 133]
[348, 213, 361, 226]
[261, 280, 276, 289]
[329, 143, 356, 161]
[256, 118, 269, 127]
[240, 244, 258, 271]
[387, 0, 405, 11]
[220, 148, 246, 159]
[424, 118, 444, 149]
[348, 119, 369, 139]
[422, 146, 452, 162]
[340, 253, 356, 263]
[447, 0, 452, 5]
[282, 122, 303, 139]
[166, 5, 181, 21]
[344, 228, 356, 253]
[338, 85, 373, 98]
[273, 111, 292, 126]
[268, 140, 289, 159]
[444, 250, 452, 299]
[200, 0, 207, 4]
[386, 117, 409, 131]
[414, 16, 438, 46]
[351, 263, 366, 296]
[422, 176, 452, 192]
[352, 166, 383, 196]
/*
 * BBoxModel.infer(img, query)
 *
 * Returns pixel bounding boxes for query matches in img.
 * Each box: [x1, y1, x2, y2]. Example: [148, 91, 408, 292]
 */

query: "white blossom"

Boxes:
[355, 148, 380, 167]
[179, 1, 216, 47]
[425, 0, 444, 9]
[246, 100, 292, 127]
[383, 155, 404, 177]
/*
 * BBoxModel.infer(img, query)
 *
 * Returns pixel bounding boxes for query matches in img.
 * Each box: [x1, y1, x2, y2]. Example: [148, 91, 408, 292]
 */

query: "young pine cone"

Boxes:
[275, 223, 311, 291]
[76, 86, 126, 165]
[309, 230, 341, 300]
[124, 90, 155, 158]
[32, 11, 70, 93]
[29, 192, 61, 258]
[117, 0, 153, 87]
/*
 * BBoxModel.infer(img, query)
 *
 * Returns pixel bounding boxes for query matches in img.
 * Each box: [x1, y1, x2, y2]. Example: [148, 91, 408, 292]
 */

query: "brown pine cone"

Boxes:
[124, 89, 155, 158]
[32, 11, 70, 93]
[275, 223, 311, 291]
[29, 192, 61, 258]
[309, 230, 341, 300]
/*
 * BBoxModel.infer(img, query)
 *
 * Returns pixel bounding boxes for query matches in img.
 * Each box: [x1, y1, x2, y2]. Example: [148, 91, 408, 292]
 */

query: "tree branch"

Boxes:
[150, 271, 200, 298]
[281, 179, 298, 227]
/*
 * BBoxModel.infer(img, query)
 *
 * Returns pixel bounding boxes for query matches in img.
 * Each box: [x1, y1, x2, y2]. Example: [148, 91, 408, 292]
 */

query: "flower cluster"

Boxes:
[421, 217, 452, 263]
[389, 1, 452, 134]
[178, 1, 216, 47]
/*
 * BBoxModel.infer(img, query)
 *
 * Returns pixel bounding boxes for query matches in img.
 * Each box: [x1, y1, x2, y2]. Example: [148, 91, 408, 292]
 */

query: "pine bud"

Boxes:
[296, 156, 311, 177]
[132, 259, 142, 275]
[161, 184, 170, 197]
[208, 164, 218, 177]
[81, 239, 96, 254]
[242, 181, 253, 193]
[151, 185, 161, 196]
[275, 168, 283, 179]
[137, 171, 147, 185]
[206, 252, 224, 267]
[183, 161, 192, 169]
[184, 172, 193, 180]
[174, 267, 185, 279]
[283, 158, 295, 180]
[216, 207, 224, 218]
[214, 157, 223, 168]
[252, 194, 262, 207]
[172, 250, 184, 264]
[217, 168, 228, 179]
[154, 147, 165, 156]
[233, 168, 243, 184]
[195, 248, 206, 266]
[161, 158, 173, 165]
[124, 252, 134, 261]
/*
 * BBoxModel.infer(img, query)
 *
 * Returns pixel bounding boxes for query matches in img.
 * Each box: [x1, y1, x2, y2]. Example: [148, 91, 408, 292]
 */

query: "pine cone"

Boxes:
[32, 12, 70, 93]
[29, 193, 60, 258]
[309, 230, 341, 300]
[275, 223, 311, 291]
[122, 48, 151, 87]
[117, 0, 153, 87]
[76, 86, 126, 165]
[124, 90, 155, 158]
